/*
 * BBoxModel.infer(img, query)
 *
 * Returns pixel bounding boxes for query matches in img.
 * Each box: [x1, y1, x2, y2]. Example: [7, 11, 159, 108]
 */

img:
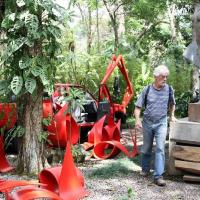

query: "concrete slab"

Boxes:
[169, 118, 200, 145]
[188, 102, 200, 122]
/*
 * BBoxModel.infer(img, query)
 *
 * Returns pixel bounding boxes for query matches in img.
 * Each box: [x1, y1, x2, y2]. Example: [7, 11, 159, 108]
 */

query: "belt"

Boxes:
[143, 116, 167, 123]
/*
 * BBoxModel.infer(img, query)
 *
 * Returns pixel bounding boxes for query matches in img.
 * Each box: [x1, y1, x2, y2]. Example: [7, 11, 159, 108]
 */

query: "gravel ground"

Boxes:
[1, 129, 200, 200]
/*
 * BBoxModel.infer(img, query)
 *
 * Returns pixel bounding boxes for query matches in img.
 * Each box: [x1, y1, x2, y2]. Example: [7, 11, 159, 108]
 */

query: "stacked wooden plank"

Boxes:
[168, 103, 200, 182]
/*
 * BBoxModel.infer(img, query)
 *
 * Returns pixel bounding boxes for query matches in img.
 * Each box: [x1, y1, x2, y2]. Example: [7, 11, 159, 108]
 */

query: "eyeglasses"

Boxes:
[160, 75, 168, 79]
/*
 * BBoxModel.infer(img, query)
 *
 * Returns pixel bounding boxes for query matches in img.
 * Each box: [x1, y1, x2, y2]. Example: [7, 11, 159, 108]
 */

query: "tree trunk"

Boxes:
[167, 2, 177, 42]
[102, 0, 119, 51]
[113, 16, 119, 50]
[96, 0, 100, 53]
[117, 5, 125, 38]
[87, 5, 92, 54]
[17, 84, 45, 174]
[18, 25, 45, 173]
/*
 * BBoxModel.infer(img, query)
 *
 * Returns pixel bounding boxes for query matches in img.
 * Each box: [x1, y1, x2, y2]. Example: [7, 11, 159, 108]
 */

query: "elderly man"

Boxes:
[134, 65, 176, 186]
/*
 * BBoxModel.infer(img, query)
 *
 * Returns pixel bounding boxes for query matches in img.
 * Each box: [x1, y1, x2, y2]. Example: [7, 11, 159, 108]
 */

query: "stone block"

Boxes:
[168, 118, 200, 175]
[169, 118, 200, 145]
[188, 102, 200, 122]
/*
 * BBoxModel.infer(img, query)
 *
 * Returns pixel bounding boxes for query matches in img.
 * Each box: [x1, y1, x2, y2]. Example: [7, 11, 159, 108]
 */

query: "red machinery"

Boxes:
[99, 54, 133, 115]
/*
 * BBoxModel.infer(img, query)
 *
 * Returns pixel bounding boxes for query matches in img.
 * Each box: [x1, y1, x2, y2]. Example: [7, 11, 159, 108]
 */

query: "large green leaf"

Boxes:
[19, 57, 31, 69]
[1, 13, 16, 29]
[40, 73, 49, 85]
[31, 67, 42, 76]
[9, 37, 26, 53]
[11, 76, 23, 95]
[16, 0, 25, 7]
[25, 78, 36, 94]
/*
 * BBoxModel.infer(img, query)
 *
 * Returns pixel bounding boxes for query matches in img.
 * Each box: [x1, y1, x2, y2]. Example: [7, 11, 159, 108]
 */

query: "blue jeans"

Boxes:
[141, 117, 167, 179]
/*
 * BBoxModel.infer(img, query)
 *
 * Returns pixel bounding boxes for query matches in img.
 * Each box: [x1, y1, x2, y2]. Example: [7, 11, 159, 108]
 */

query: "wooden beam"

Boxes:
[175, 160, 200, 175]
[183, 175, 200, 182]
[172, 145, 200, 162]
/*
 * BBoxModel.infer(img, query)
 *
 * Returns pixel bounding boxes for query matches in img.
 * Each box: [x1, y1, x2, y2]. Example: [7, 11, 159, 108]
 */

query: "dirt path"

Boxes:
[1, 129, 200, 200]
[79, 129, 200, 200]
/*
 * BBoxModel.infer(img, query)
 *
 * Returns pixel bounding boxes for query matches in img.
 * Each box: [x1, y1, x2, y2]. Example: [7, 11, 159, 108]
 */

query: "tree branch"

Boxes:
[137, 20, 170, 42]
[102, 0, 115, 22]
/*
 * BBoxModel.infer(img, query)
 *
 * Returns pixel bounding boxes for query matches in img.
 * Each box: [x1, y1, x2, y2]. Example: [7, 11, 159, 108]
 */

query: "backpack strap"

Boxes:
[144, 84, 172, 108]
[168, 85, 172, 107]
[144, 85, 151, 108]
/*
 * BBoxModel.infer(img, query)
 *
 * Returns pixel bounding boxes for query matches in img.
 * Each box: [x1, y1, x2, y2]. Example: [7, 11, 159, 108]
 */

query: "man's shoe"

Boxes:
[140, 170, 150, 177]
[154, 177, 166, 186]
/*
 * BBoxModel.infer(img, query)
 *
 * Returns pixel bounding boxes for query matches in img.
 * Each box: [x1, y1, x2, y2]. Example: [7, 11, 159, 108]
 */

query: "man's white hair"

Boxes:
[153, 64, 169, 77]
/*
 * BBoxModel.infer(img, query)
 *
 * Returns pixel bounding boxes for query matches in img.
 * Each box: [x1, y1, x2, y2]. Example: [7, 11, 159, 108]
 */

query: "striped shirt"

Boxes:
[135, 84, 176, 122]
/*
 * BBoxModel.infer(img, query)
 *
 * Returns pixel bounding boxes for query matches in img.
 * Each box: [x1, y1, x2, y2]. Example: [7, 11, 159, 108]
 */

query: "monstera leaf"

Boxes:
[31, 67, 42, 77]
[16, 0, 25, 7]
[25, 78, 36, 94]
[11, 76, 23, 95]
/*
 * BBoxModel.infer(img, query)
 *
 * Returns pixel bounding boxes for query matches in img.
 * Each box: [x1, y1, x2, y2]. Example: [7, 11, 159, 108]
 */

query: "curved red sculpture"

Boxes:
[46, 104, 79, 148]
[83, 115, 138, 159]
[39, 140, 88, 200]
[0, 140, 88, 200]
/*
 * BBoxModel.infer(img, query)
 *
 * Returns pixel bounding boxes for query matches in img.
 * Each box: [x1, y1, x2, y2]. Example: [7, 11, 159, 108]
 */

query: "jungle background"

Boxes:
[1, 0, 196, 117]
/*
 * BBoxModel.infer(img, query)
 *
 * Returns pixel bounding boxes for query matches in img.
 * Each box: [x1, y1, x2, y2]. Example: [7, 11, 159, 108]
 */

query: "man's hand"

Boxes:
[134, 106, 142, 131]
[135, 118, 142, 130]
[169, 105, 177, 122]
[169, 115, 177, 122]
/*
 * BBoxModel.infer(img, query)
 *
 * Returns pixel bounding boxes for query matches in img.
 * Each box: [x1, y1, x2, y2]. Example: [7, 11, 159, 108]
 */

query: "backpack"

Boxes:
[144, 85, 172, 108]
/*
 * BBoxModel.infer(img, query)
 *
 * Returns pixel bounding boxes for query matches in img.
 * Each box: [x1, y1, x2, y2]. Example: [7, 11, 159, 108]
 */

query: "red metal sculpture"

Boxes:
[0, 103, 17, 130]
[0, 103, 17, 172]
[83, 115, 138, 159]
[39, 141, 89, 199]
[0, 115, 88, 200]
[0, 136, 14, 172]
[99, 55, 133, 115]
[46, 104, 79, 148]
[0, 180, 61, 200]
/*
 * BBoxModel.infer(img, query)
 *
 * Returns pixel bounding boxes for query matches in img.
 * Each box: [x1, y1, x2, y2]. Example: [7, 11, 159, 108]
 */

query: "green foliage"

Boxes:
[38, 131, 52, 144]
[4, 125, 25, 149]
[87, 157, 135, 179]
[71, 144, 85, 163]
[42, 115, 52, 126]
[11, 76, 23, 95]
[132, 0, 167, 21]
[1, 0, 67, 96]
[121, 188, 136, 200]
[62, 88, 86, 115]
[175, 91, 192, 117]
[56, 52, 103, 96]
